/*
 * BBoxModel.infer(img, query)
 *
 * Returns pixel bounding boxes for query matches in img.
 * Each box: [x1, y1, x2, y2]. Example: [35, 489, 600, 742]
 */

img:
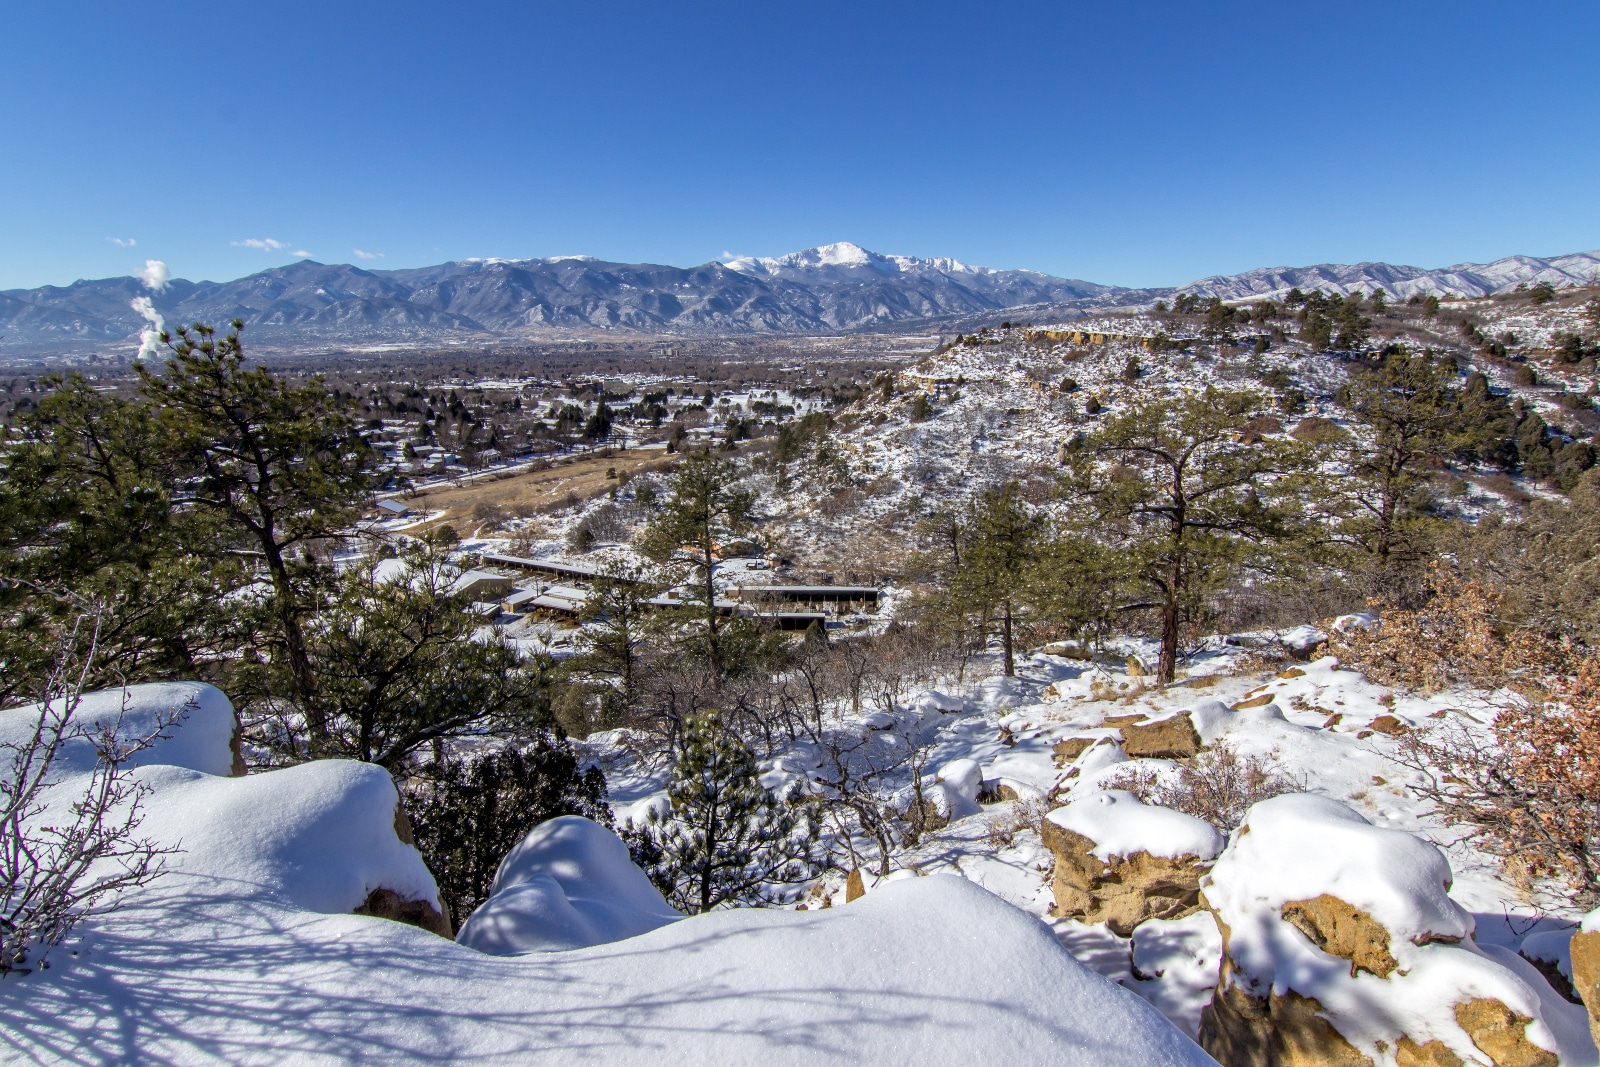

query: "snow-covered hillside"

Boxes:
[0, 683, 1215, 1066]
[589, 635, 1596, 1064]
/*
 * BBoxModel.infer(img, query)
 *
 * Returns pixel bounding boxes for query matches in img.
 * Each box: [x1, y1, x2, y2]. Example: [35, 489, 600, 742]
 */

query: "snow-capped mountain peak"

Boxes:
[723, 242, 990, 277]
[795, 241, 875, 268]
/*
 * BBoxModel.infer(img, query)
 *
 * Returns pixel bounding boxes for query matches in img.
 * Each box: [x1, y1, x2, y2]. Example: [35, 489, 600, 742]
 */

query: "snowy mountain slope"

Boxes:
[1179, 249, 1600, 302]
[6, 243, 1597, 353]
[0, 246, 1131, 350]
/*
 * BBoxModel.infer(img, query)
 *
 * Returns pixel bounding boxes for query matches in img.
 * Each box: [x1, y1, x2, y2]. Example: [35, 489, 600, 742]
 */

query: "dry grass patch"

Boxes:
[405, 452, 678, 532]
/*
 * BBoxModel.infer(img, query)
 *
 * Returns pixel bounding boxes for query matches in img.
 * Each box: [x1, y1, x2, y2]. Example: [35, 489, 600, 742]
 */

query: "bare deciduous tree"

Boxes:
[2, 593, 179, 975]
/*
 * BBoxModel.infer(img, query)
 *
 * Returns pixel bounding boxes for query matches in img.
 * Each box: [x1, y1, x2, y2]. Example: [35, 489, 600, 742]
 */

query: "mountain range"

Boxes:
[3, 242, 1596, 354]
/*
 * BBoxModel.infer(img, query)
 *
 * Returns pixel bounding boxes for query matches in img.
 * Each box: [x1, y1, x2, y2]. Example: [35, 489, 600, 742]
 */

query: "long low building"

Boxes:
[483, 552, 881, 612]
[728, 584, 880, 608]
[481, 552, 607, 584]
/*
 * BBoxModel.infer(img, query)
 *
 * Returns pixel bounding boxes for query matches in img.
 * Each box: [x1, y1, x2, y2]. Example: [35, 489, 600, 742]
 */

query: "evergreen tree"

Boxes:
[1201, 299, 1236, 345]
[582, 402, 613, 441]
[1299, 310, 1334, 350]
[628, 708, 821, 913]
[409, 735, 612, 925]
[139, 322, 374, 747]
[298, 544, 553, 768]
[574, 560, 667, 720]
[1024, 533, 1129, 656]
[0, 376, 244, 701]
[637, 449, 755, 675]
[1331, 351, 1507, 579]
[1064, 387, 1314, 683]
[951, 484, 1046, 676]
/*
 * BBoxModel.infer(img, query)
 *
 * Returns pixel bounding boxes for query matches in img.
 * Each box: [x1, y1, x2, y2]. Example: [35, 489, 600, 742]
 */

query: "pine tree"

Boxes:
[575, 560, 667, 719]
[629, 709, 821, 913]
[1330, 352, 1513, 580]
[952, 484, 1046, 677]
[302, 543, 553, 768]
[138, 321, 374, 747]
[409, 735, 612, 925]
[637, 449, 755, 675]
[1064, 387, 1315, 683]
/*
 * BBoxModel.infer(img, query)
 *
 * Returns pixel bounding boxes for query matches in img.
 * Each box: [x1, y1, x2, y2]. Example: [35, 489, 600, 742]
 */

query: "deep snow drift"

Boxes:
[456, 815, 682, 955]
[0, 682, 1214, 1066]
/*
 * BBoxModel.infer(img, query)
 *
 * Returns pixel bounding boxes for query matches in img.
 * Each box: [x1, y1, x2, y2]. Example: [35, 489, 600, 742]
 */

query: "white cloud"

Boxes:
[138, 259, 170, 291]
[352, 248, 384, 260]
[130, 296, 165, 362]
[232, 238, 288, 250]
[292, 250, 313, 258]
[107, 237, 136, 247]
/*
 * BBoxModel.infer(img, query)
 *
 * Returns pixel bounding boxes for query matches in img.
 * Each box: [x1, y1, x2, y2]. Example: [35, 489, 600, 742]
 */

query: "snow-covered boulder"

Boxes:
[1187, 698, 1288, 747]
[3, 682, 448, 938]
[929, 758, 985, 821]
[909, 689, 970, 715]
[139, 758, 451, 935]
[1199, 793, 1592, 1066]
[1279, 624, 1330, 658]
[937, 757, 983, 801]
[0, 680, 243, 778]
[456, 815, 681, 955]
[1121, 714, 1203, 759]
[3, 798, 1221, 1065]
[1043, 791, 1224, 937]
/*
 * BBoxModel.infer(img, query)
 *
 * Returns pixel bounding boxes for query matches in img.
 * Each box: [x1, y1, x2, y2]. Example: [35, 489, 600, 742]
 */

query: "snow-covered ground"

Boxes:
[0, 682, 1216, 1066]
[589, 635, 1595, 1057]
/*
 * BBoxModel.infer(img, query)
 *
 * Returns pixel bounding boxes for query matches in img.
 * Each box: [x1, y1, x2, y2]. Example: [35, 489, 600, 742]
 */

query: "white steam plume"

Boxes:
[138, 259, 169, 291]
[131, 296, 165, 362]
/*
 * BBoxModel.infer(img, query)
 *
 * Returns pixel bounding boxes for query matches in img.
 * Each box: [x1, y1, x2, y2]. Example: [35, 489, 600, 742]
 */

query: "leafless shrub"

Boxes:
[2, 595, 179, 975]
[984, 795, 1050, 848]
[1337, 564, 1600, 905]
[816, 487, 865, 519]
[1103, 742, 1299, 830]
[1395, 658, 1600, 907]
[1328, 564, 1572, 694]
[808, 719, 937, 875]
[506, 521, 550, 557]
[470, 501, 507, 529]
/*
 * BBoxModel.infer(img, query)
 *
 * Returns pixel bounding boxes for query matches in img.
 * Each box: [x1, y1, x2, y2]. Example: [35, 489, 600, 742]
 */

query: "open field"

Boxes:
[401, 448, 681, 534]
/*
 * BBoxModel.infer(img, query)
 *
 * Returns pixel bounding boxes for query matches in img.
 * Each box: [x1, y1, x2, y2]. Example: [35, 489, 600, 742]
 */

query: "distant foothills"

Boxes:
[2, 242, 1597, 354]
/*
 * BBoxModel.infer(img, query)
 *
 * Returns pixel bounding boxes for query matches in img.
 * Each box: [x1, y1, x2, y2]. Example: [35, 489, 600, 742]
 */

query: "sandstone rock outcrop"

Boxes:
[355, 886, 453, 938]
[1198, 794, 1574, 1067]
[1278, 895, 1400, 979]
[1451, 998, 1557, 1067]
[352, 797, 453, 937]
[1042, 792, 1222, 937]
[1570, 928, 1600, 1048]
[1121, 714, 1203, 759]
[1366, 714, 1409, 736]
[1199, 979, 1374, 1067]
[1052, 736, 1098, 766]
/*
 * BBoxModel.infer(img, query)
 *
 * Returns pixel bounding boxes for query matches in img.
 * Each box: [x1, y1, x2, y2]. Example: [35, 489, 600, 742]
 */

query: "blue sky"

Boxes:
[4, 1, 1597, 290]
